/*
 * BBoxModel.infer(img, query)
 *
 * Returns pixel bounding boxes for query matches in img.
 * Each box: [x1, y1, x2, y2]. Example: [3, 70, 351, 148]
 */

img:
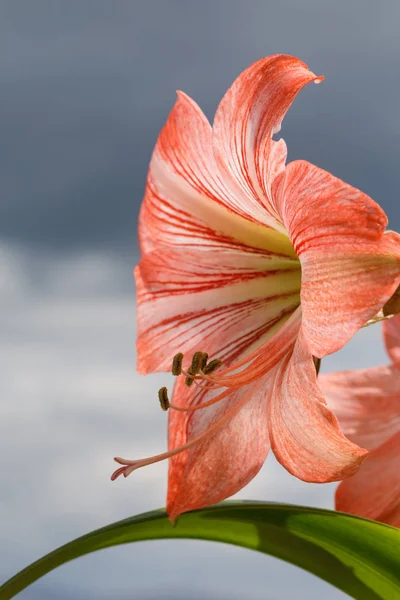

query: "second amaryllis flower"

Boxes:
[321, 315, 400, 527]
[113, 54, 400, 520]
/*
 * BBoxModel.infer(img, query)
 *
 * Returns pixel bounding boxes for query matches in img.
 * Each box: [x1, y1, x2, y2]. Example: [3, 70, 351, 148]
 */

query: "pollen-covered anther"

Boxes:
[185, 351, 207, 386]
[158, 386, 170, 411]
[202, 358, 222, 375]
[171, 352, 184, 376]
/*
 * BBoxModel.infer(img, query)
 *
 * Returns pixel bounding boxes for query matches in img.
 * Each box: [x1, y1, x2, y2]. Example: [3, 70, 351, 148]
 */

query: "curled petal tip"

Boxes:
[314, 75, 324, 84]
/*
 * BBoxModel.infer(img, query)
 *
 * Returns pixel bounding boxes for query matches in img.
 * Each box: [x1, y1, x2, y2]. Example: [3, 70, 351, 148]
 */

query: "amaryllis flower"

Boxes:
[112, 54, 400, 520]
[320, 314, 400, 527]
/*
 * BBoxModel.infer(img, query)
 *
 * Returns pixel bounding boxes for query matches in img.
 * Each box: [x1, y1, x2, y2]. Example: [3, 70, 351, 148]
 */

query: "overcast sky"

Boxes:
[1, 1, 399, 598]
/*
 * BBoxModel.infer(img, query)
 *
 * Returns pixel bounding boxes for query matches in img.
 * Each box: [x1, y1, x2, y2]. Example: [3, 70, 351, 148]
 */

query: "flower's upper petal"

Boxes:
[166, 374, 271, 520]
[336, 432, 400, 527]
[141, 90, 295, 257]
[268, 327, 368, 482]
[213, 55, 322, 229]
[274, 159, 400, 357]
[384, 314, 400, 367]
[320, 366, 400, 451]
[136, 248, 300, 373]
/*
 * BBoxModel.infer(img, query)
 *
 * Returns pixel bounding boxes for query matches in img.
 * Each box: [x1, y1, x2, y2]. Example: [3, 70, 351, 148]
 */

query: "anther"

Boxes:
[185, 351, 206, 386]
[203, 358, 222, 375]
[191, 351, 205, 373]
[158, 386, 170, 411]
[172, 352, 184, 376]
[199, 352, 208, 370]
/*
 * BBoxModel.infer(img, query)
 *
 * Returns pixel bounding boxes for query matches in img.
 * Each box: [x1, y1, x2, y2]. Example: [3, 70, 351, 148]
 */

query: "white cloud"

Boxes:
[0, 243, 382, 599]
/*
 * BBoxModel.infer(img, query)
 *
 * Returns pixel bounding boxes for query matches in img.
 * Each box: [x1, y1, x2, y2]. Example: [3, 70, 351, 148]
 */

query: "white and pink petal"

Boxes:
[336, 432, 400, 527]
[320, 366, 400, 451]
[268, 327, 368, 482]
[273, 159, 400, 357]
[213, 54, 322, 226]
[136, 248, 301, 373]
[141, 90, 296, 257]
[166, 374, 271, 520]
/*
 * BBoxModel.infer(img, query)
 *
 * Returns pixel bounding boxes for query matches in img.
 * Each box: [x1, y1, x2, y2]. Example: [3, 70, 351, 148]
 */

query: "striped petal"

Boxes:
[336, 432, 400, 527]
[320, 366, 400, 451]
[384, 314, 400, 367]
[166, 374, 271, 521]
[274, 159, 400, 357]
[136, 248, 300, 373]
[165, 310, 303, 519]
[268, 327, 368, 482]
[140, 90, 296, 257]
[213, 54, 322, 229]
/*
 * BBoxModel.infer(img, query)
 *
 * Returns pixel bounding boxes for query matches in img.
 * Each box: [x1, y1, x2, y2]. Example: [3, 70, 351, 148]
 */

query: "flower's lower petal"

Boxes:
[213, 54, 322, 229]
[336, 432, 400, 527]
[320, 366, 400, 451]
[274, 159, 400, 357]
[136, 248, 300, 373]
[268, 328, 368, 482]
[384, 314, 400, 367]
[166, 311, 303, 519]
[141, 90, 296, 258]
[166, 374, 271, 520]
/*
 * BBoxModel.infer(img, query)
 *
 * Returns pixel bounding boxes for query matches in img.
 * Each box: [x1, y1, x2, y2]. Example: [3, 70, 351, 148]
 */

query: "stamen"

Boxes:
[158, 386, 170, 411]
[171, 352, 184, 376]
[111, 385, 248, 481]
[111, 313, 303, 482]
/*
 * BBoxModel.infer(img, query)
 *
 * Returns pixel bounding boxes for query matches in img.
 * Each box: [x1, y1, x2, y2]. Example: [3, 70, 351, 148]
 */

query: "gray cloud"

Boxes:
[1, 2, 398, 598]
[1, 0, 400, 253]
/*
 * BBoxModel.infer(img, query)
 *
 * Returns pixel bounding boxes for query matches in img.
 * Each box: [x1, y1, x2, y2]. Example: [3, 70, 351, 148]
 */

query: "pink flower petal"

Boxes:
[166, 309, 303, 519]
[384, 314, 400, 367]
[320, 366, 400, 451]
[141, 91, 295, 257]
[274, 159, 400, 357]
[166, 374, 271, 520]
[136, 248, 300, 373]
[213, 54, 322, 229]
[336, 432, 400, 527]
[268, 327, 368, 482]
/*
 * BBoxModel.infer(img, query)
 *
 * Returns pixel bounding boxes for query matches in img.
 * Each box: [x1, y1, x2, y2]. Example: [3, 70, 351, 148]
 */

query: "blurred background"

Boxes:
[0, 1, 399, 598]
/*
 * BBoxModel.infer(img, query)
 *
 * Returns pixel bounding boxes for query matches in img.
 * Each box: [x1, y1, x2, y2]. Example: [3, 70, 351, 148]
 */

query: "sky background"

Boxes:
[1, 1, 399, 598]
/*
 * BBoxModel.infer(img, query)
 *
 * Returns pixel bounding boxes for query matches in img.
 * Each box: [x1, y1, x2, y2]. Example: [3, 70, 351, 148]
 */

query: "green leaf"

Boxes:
[1, 501, 399, 599]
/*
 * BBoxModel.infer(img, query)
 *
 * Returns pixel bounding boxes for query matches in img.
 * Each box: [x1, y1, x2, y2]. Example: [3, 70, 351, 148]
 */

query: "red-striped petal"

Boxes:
[268, 327, 368, 482]
[136, 248, 300, 373]
[165, 309, 303, 519]
[213, 54, 322, 228]
[274, 159, 400, 357]
[166, 374, 271, 520]
[140, 91, 295, 257]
